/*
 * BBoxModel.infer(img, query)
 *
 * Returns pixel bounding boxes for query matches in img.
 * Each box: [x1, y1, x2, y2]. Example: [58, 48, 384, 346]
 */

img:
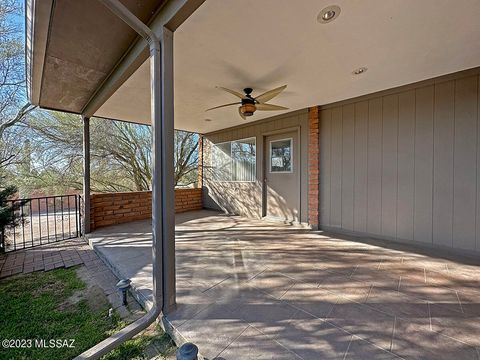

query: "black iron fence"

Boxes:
[0, 195, 82, 253]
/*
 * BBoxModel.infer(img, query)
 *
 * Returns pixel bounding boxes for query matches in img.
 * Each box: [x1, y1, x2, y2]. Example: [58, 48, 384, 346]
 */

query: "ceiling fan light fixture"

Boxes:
[240, 104, 256, 116]
[318, 5, 341, 23]
[208, 85, 288, 120]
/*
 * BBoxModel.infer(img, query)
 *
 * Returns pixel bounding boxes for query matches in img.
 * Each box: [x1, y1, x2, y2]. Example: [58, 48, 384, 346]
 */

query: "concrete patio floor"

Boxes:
[88, 210, 480, 359]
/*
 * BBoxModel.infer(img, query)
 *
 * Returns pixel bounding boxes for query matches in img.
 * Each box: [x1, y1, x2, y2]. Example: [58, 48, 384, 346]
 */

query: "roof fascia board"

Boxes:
[26, 0, 53, 106]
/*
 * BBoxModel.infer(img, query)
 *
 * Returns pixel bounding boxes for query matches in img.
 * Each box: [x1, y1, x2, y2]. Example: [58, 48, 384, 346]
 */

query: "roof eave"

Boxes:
[25, 0, 54, 107]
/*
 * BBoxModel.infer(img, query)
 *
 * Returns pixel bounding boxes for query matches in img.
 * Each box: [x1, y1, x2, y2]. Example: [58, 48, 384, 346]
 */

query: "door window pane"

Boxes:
[270, 138, 292, 173]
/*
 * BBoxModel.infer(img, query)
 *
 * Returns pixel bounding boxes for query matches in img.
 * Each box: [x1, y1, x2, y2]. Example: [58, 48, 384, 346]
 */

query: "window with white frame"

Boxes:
[212, 137, 256, 182]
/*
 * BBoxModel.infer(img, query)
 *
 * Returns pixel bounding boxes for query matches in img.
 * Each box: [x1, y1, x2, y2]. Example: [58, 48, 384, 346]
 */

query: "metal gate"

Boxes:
[1, 195, 82, 253]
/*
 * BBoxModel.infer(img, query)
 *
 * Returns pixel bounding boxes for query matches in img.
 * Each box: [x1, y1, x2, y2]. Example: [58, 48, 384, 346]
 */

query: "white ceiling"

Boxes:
[95, 0, 480, 133]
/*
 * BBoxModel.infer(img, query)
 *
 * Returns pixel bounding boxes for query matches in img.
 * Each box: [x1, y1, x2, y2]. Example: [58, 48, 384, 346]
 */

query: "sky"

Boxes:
[3, 0, 27, 103]
[11, 0, 24, 29]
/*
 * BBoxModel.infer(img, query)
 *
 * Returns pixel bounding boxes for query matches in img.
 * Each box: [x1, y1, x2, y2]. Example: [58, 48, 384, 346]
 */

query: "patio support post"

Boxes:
[160, 26, 176, 313]
[149, 28, 164, 319]
[82, 115, 91, 234]
[75, 1, 176, 358]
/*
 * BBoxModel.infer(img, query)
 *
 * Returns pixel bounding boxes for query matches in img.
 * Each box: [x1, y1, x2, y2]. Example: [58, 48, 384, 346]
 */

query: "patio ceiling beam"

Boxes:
[81, 0, 205, 119]
[75, 1, 176, 359]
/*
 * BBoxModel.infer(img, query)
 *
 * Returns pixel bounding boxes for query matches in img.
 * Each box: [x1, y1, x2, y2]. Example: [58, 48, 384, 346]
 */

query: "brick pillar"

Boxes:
[308, 106, 320, 229]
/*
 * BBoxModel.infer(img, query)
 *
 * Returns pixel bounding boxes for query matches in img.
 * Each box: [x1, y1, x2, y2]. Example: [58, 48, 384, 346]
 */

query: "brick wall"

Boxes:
[90, 188, 202, 230]
[308, 106, 320, 229]
[174, 188, 203, 213]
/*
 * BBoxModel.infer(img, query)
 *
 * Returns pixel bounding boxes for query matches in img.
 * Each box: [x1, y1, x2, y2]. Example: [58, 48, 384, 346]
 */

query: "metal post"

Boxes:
[150, 30, 164, 316]
[82, 116, 91, 234]
[160, 26, 176, 313]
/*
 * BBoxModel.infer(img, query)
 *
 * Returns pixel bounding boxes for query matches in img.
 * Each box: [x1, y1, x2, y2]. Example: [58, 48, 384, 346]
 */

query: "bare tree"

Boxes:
[0, 0, 36, 169]
[22, 111, 144, 193]
[96, 120, 153, 191]
[20, 111, 199, 194]
[174, 131, 198, 186]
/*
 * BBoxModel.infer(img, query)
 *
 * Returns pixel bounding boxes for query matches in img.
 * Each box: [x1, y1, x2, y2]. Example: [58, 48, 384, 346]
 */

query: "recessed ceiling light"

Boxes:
[353, 67, 368, 75]
[322, 10, 336, 21]
[317, 5, 341, 24]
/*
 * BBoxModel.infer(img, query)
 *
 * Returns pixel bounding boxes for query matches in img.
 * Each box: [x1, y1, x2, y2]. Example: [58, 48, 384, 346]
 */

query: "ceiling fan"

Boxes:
[206, 85, 288, 120]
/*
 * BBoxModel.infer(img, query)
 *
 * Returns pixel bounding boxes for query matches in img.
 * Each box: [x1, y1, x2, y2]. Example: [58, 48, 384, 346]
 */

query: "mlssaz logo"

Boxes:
[34, 339, 75, 348]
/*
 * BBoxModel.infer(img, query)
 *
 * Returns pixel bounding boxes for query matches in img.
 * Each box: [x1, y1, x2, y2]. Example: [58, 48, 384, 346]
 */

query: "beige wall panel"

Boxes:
[396, 90, 416, 242]
[353, 101, 368, 233]
[433, 81, 455, 247]
[320, 109, 332, 226]
[453, 76, 478, 250]
[341, 104, 355, 231]
[367, 98, 383, 235]
[414, 86, 434, 244]
[320, 72, 480, 255]
[330, 107, 343, 228]
[381, 95, 398, 239]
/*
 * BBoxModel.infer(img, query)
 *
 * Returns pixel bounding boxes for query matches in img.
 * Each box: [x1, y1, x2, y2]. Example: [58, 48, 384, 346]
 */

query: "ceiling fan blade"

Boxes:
[255, 85, 287, 103]
[206, 102, 241, 111]
[238, 107, 246, 120]
[216, 86, 245, 99]
[256, 103, 289, 111]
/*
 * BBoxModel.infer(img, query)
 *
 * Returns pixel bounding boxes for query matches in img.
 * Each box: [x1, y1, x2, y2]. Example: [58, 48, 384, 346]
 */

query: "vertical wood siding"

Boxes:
[319, 73, 480, 252]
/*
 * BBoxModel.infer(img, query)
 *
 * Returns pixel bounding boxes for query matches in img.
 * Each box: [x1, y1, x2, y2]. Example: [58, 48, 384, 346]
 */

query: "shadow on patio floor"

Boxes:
[88, 210, 480, 360]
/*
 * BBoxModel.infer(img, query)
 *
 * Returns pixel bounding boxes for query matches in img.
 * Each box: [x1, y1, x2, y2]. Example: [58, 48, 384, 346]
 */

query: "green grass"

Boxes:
[101, 327, 176, 360]
[0, 267, 176, 360]
[0, 267, 119, 360]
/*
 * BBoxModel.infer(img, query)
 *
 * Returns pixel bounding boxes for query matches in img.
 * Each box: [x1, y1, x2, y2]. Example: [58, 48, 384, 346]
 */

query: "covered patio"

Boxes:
[25, 0, 480, 357]
[89, 210, 480, 359]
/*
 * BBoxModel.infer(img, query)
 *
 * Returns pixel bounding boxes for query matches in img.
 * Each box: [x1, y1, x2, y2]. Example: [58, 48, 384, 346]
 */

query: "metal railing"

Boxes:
[0, 195, 82, 253]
